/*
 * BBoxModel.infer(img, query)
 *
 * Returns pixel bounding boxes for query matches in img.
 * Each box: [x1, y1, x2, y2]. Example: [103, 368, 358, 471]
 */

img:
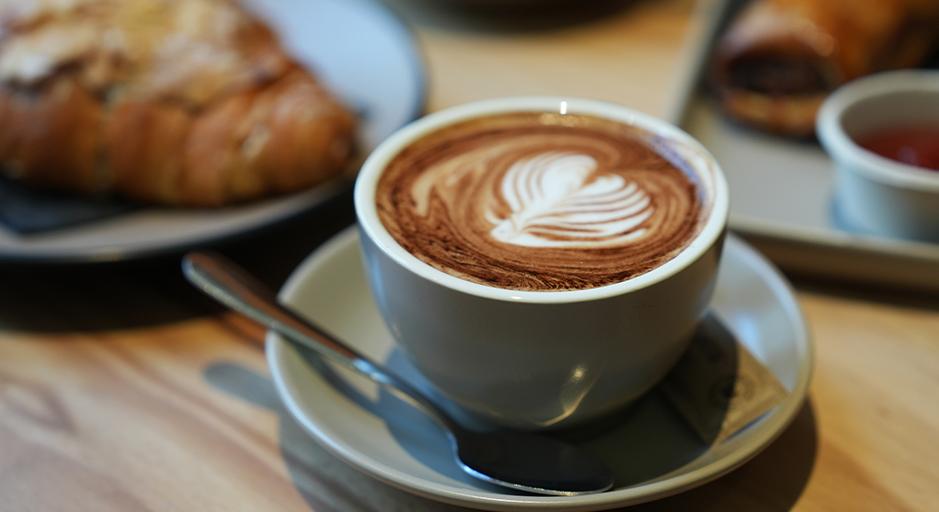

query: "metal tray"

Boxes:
[668, 0, 939, 291]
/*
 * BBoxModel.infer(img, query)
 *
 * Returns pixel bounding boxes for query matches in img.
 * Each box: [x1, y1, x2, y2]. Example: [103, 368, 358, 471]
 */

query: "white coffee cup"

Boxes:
[354, 97, 729, 429]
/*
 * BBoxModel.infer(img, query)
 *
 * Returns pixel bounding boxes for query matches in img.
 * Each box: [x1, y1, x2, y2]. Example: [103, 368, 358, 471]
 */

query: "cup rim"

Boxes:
[354, 96, 729, 304]
[817, 70, 939, 193]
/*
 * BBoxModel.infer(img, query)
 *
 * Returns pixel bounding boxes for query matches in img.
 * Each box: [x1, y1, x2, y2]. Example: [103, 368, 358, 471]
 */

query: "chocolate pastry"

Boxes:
[712, 0, 939, 137]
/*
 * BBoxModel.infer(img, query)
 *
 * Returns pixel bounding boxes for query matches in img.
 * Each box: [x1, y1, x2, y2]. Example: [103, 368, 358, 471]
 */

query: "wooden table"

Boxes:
[2, 1, 937, 510]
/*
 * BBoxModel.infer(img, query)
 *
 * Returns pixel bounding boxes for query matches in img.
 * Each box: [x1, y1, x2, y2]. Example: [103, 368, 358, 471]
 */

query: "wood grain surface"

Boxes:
[1, 1, 937, 511]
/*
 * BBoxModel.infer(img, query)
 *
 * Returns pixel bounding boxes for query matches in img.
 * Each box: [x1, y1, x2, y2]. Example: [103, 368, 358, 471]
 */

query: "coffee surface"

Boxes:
[376, 112, 707, 291]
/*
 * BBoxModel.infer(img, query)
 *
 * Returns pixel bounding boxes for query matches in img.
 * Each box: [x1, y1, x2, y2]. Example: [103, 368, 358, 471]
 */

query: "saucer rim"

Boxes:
[266, 227, 813, 510]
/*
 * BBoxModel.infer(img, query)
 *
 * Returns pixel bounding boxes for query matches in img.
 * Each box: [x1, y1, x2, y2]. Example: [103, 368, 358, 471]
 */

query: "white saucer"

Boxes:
[266, 228, 813, 511]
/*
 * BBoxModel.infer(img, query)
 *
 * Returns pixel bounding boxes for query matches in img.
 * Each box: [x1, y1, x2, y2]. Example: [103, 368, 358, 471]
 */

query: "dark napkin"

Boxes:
[926, 47, 939, 69]
[0, 175, 136, 235]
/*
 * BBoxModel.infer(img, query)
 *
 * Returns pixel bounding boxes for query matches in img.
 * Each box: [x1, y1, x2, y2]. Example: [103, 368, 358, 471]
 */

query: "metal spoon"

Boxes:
[182, 251, 614, 496]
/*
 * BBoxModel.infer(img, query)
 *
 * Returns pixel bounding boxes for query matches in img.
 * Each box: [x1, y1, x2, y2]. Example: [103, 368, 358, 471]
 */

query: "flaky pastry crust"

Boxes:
[0, 0, 356, 206]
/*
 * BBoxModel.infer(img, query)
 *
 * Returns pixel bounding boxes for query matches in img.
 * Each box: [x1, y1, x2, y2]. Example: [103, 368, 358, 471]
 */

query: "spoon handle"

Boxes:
[182, 252, 457, 431]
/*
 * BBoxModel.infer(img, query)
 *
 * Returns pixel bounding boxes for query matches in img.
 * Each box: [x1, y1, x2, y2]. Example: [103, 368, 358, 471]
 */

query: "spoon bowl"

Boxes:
[452, 429, 614, 496]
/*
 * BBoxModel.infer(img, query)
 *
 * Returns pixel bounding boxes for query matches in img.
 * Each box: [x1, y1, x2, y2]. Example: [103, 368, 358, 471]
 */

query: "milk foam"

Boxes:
[375, 112, 705, 291]
[486, 151, 652, 248]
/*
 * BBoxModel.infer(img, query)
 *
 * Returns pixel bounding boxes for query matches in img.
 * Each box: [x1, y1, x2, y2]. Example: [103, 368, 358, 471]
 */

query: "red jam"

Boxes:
[855, 125, 939, 172]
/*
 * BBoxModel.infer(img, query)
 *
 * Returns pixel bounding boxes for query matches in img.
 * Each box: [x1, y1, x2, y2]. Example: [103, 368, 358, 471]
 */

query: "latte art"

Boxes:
[376, 112, 708, 291]
[487, 151, 653, 248]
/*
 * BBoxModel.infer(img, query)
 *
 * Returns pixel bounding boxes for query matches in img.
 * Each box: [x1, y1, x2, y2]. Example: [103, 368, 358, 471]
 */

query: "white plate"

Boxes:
[266, 228, 813, 511]
[0, 0, 424, 264]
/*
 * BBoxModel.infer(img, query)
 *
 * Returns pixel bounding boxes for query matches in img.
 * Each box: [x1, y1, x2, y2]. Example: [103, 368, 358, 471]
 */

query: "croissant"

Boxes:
[0, 0, 356, 206]
[711, 0, 939, 136]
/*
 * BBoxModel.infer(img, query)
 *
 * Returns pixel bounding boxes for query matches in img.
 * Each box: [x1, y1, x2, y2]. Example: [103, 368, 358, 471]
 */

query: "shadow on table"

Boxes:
[788, 274, 939, 313]
[204, 356, 817, 512]
[384, 0, 648, 34]
[204, 361, 466, 512]
[0, 191, 354, 333]
[622, 400, 817, 511]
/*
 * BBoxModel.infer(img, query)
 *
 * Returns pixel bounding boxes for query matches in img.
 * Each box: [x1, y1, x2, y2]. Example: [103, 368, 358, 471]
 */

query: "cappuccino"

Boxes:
[376, 112, 708, 291]
[356, 98, 729, 428]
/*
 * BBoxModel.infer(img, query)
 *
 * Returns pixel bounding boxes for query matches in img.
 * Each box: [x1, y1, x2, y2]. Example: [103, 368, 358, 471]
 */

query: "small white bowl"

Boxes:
[817, 70, 939, 242]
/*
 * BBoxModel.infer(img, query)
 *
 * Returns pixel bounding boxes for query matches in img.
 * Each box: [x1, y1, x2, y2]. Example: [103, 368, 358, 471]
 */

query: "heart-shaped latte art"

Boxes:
[486, 152, 653, 248]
